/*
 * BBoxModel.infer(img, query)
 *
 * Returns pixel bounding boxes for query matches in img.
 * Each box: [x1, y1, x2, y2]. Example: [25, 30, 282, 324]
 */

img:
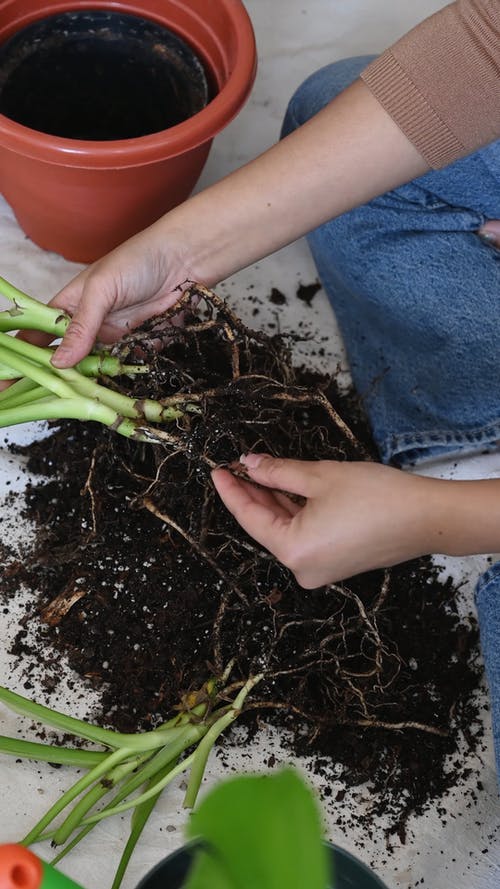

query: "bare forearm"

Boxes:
[48, 78, 429, 367]
[426, 476, 500, 557]
[156, 79, 429, 284]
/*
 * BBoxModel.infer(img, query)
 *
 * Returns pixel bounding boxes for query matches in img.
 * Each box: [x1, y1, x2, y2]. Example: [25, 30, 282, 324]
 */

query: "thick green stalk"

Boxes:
[0, 674, 259, 889]
[51, 765, 170, 889]
[0, 384, 52, 411]
[110, 765, 174, 889]
[22, 747, 135, 846]
[0, 361, 22, 380]
[0, 397, 153, 440]
[0, 279, 196, 436]
[183, 674, 263, 808]
[82, 750, 198, 826]
[60, 367, 183, 423]
[0, 376, 39, 403]
[89, 724, 203, 816]
[83, 679, 263, 824]
[0, 686, 189, 752]
[0, 332, 183, 422]
[0, 276, 71, 336]
[0, 735, 107, 767]
[56, 362, 184, 423]
[0, 395, 183, 442]
[20, 716, 219, 850]
[50, 750, 181, 864]
[0, 354, 148, 382]
[0, 343, 79, 399]
[0, 333, 136, 417]
[49, 713, 206, 863]
[52, 751, 150, 846]
[76, 355, 149, 378]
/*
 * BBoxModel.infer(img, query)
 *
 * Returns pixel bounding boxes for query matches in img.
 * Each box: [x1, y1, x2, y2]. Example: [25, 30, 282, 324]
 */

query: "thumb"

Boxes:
[478, 219, 500, 247]
[51, 282, 113, 368]
[51, 314, 98, 368]
[240, 452, 316, 499]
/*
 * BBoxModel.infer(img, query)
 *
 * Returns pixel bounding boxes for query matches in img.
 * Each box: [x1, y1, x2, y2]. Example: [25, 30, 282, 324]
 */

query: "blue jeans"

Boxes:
[282, 56, 500, 781]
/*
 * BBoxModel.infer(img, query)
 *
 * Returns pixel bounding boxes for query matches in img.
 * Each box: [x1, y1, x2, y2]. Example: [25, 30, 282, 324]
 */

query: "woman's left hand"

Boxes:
[478, 219, 500, 247]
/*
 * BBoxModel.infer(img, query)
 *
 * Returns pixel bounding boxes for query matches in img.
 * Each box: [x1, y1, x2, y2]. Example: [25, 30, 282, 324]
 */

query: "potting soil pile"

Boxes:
[0, 286, 490, 846]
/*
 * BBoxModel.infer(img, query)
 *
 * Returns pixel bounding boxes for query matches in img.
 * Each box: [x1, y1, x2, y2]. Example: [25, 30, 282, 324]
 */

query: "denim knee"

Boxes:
[475, 565, 500, 783]
[281, 55, 375, 138]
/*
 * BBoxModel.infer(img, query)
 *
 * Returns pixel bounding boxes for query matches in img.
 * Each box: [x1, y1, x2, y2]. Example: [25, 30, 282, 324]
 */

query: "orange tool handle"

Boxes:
[0, 845, 85, 889]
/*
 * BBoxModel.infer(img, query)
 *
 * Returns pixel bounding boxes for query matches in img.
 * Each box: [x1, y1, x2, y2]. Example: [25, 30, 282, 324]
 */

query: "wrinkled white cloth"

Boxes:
[0, 3, 499, 884]
[0, 194, 498, 889]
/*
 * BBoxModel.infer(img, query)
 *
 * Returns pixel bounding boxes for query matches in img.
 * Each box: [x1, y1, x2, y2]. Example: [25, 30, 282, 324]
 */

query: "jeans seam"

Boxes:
[475, 563, 500, 602]
[380, 418, 500, 465]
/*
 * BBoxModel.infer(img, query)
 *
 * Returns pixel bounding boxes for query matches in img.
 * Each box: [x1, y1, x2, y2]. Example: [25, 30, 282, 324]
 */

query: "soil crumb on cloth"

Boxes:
[297, 279, 322, 306]
[0, 286, 485, 842]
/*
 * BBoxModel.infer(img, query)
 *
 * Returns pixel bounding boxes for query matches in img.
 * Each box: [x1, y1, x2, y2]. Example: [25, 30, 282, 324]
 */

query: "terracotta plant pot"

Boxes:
[0, 1, 256, 262]
[135, 842, 389, 889]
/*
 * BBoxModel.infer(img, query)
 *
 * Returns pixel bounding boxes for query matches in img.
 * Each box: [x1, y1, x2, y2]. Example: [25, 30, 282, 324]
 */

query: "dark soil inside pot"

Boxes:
[0, 286, 486, 843]
[0, 11, 209, 140]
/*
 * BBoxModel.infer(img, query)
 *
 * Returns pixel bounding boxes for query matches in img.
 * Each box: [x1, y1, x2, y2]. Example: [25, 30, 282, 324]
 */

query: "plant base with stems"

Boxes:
[0, 668, 261, 889]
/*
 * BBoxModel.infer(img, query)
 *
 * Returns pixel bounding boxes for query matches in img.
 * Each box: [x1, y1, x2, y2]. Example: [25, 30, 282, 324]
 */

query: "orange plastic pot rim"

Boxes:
[0, 2, 257, 169]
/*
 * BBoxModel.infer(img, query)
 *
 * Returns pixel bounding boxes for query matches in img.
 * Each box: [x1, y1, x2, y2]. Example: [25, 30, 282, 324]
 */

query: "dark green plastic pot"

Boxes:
[135, 841, 388, 889]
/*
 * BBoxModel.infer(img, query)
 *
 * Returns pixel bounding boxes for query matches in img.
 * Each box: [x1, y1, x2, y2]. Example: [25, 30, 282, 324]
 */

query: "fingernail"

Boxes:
[478, 230, 498, 245]
[50, 348, 70, 368]
[240, 452, 266, 469]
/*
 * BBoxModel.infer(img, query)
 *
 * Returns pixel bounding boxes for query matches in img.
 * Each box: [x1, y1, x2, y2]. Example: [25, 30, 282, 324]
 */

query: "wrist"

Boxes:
[147, 210, 221, 289]
[152, 183, 260, 287]
[396, 474, 450, 558]
[412, 476, 500, 558]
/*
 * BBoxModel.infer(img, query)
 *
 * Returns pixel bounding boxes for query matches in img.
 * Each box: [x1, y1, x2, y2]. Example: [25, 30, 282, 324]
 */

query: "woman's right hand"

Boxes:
[49, 218, 208, 368]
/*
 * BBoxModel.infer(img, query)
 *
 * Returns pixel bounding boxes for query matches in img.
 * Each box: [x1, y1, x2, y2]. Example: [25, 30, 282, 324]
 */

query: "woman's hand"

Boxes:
[49, 221, 205, 368]
[212, 454, 500, 588]
[478, 220, 500, 247]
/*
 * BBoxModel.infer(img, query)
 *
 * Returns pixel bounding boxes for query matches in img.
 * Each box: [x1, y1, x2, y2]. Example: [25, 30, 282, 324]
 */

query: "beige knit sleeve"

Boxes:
[360, 1, 500, 168]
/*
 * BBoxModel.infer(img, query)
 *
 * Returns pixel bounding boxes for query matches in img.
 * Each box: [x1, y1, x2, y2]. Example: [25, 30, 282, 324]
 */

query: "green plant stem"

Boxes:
[110, 764, 174, 889]
[93, 724, 203, 814]
[0, 333, 140, 418]
[183, 674, 263, 808]
[0, 332, 184, 422]
[76, 355, 149, 378]
[22, 746, 136, 846]
[0, 343, 79, 399]
[49, 751, 181, 864]
[82, 750, 198, 826]
[0, 686, 191, 751]
[51, 764, 171, 889]
[0, 361, 22, 380]
[0, 276, 71, 336]
[0, 396, 153, 439]
[84, 677, 263, 824]
[0, 384, 53, 410]
[0, 278, 197, 440]
[0, 356, 148, 383]
[0, 376, 40, 403]
[49, 707, 209, 863]
[82, 723, 215, 825]
[0, 674, 259, 889]
[22, 717, 219, 845]
[0, 735, 107, 767]
[52, 751, 150, 846]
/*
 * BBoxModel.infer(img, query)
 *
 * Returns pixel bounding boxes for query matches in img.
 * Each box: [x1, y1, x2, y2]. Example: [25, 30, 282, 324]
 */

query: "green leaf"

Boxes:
[184, 849, 235, 889]
[185, 769, 329, 889]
